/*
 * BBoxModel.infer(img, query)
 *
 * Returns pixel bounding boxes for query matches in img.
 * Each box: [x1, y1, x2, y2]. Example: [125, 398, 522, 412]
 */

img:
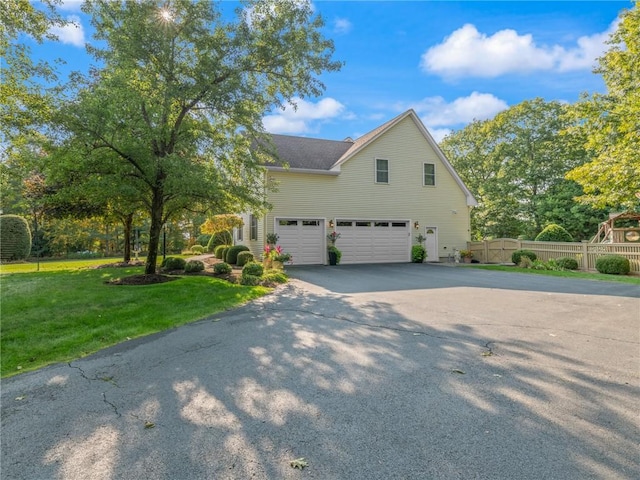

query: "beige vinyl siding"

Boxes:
[266, 116, 471, 259]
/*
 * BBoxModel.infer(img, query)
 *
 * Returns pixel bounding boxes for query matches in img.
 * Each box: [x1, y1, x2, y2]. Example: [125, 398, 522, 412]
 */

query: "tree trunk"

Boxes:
[122, 213, 133, 263]
[145, 189, 164, 275]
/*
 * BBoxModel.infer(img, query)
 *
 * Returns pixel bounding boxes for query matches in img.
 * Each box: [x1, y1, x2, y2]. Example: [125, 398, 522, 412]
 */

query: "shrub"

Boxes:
[237, 251, 255, 267]
[206, 231, 232, 252]
[213, 262, 232, 274]
[240, 274, 261, 286]
[184, 260, 205, 273]
[595, 255, 630, 275]
[327, 245, 342, 264]
[242, 261, 264, 278]
[196, 234, 211, 248]
[556, 257, 578, 270]
[411, 245, 426, 263]
[227, 245, 250, 265]
[518, 256, 533, 269]
[221, 247, 230, 262]
[512, 249, 537, 265]
[161, 256, 186, 271]
[214, 244, 228, 259]
[535, 224, 573, 242]
[190, 244, 204, 255]
[262, 271, 288, 284]
[0, 215, 32, 261]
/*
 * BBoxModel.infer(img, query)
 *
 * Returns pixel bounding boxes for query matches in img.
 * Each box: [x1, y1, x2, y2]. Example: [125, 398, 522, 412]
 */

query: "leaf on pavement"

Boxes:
[451, 369, 466, 374]
[290, 457, 309, 469]
[144, 421, 155, 429]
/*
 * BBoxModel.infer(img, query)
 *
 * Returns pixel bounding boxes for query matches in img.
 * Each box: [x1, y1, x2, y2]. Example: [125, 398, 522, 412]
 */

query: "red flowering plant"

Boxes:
[327, 231, 341, 245]
[262, 244, 272, 261]
[270, 245, 292, 262]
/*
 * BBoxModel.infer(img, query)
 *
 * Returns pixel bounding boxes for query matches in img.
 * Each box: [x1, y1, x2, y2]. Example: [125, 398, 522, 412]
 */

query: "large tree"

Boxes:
[52, 0, 341, 274]
[441, 99, 599, 239]
[566, 4, 640, 210]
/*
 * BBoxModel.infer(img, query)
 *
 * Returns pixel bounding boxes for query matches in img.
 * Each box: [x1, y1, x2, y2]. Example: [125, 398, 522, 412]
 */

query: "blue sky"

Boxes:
[33, 1, 632, 142]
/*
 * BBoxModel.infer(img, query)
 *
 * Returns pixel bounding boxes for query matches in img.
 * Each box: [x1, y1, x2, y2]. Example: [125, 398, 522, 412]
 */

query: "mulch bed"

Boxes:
[106, 274, 178, 286]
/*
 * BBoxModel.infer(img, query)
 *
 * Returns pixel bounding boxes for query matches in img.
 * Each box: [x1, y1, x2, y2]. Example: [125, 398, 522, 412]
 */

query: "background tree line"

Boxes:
[440, 5, 639, 241]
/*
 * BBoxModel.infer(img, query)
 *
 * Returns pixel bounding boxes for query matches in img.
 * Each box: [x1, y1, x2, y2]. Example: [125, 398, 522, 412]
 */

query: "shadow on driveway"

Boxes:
[286, 263, 640, 298]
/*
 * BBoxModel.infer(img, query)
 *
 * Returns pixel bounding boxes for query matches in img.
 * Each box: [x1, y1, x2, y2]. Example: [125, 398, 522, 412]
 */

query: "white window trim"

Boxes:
[249, 215, 258, 241]
[375, 158, 389, 184]
[423, 162, 436, 187]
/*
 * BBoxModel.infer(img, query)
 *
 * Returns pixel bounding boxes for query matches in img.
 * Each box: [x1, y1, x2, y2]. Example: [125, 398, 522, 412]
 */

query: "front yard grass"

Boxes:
[1, 265, 270, 377]
[468, 264, 640, 284]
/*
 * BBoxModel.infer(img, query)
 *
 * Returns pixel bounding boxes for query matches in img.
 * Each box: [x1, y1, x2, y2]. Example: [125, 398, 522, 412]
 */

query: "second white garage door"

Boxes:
[275, 218, 325, 265]
[336, 220, 411, 264]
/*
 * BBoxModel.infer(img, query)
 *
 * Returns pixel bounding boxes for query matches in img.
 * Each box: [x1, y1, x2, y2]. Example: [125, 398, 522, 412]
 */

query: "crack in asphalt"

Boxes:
[102, 393, 121, 417]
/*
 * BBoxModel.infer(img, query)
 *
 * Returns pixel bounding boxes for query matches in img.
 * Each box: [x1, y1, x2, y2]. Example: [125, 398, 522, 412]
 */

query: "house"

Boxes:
[238, 109, 477, 265]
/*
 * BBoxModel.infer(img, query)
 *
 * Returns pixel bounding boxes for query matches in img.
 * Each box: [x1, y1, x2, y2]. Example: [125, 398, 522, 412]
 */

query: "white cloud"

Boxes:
[428, 128, 452, 143]
[263, 97, 346, 134]
[400, 91, 508, 128]
[334, 18, 352, 35]
[421, 21, 616, 78]
[57, 0, 84, 11]
[49, 15, 85, 47]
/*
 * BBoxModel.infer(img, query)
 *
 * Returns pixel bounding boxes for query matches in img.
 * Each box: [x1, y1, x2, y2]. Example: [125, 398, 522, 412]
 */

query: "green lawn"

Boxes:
[468, 264, 640, 284]
[0, 265, 269, 377]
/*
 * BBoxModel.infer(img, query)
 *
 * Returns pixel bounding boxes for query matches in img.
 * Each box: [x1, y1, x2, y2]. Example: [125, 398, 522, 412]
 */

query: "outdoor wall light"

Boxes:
[329, 219, 335, 228]
[414, 221, 419, 229]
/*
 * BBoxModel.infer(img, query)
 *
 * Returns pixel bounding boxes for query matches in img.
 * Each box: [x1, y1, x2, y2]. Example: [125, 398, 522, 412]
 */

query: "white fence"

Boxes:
[467, 239, 640, 274]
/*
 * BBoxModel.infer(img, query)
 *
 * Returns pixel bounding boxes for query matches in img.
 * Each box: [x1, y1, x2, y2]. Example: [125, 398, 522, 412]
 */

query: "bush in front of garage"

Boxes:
[226, 245, 250, 265]
[411, 245, 426, 263]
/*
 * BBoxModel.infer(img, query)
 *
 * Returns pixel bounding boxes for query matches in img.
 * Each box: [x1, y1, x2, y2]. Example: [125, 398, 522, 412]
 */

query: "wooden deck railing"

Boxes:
[467, 239, 640, 273]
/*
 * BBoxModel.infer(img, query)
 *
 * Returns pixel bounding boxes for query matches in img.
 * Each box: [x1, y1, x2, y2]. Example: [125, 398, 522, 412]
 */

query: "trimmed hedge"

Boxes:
[535, 224, 573, 242]
[161, 256, 186, 271]
[0, 215, 32, 261]
[190, 244, 204, 255]
[221, 247, 230, 263]
[184, 260, 205, 273]
[595, 255, 630, 275]
[214, 262, 232, 274]
[237, 251, 254, 267]
[242, 262, 264, 278]
[512, 249, 537, 265]
[214, 244, 229, 259]
[556, 257, 578, 270]
[226, 245, 250, 265]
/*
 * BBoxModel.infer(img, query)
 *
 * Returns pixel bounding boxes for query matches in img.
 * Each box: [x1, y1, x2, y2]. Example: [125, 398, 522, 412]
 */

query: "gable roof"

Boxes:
[265, 109, 478, 206]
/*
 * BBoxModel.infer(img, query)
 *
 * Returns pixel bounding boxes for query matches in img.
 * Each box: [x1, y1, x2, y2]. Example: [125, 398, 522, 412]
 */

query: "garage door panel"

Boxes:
[276, 219, 324, 265]
[337, 220, 409, 264]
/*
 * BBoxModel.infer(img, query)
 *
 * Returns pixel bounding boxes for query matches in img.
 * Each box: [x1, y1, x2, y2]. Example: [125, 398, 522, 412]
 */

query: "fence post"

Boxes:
[484, 240, 489, 264]
[581, 241, 588, 271]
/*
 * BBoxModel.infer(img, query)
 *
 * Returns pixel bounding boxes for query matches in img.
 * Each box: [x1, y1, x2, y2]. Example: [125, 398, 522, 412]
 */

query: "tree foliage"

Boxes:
[566, 5, 640, 210]
[200, 214, 244, 235]
[48, 0, 341, 274]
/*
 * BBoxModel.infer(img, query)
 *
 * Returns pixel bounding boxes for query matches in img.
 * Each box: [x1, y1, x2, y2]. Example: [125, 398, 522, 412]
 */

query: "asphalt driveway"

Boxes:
[2, 264, 639, 479]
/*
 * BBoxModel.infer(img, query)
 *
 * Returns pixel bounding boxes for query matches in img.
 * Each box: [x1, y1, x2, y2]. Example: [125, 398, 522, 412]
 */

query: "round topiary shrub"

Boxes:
[512, 249, 537, 265]
[214, 244, 228, 259]
[411, 245, 427, 263]
[237, 251, 255, 267]
[242, 261, 264, 278]
[214, 262, 232, 274]
[161, 256, 186, 271]
[184, 259, 205, 273]
[226, 245, 250, 265]
[0, 215, 32, 261]
[595, 255, 630, 275]
[190, 244, 204, 255]
[535, 223, 573, 242]
[240, 274, 261, 286]
[556, 257, 579, 270]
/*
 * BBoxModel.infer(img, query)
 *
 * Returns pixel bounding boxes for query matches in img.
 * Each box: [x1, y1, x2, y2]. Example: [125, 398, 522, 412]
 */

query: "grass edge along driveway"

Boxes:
[1, 265, 270, 378]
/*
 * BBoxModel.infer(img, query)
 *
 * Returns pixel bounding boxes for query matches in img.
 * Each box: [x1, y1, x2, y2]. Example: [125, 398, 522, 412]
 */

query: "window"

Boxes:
[356, 221, 371, 227]
[337, 221, 352, 227]
[423, 163, 435, 186]
[250, 215, 258, 241]
[279, 220, 298, 226]
[302, 220, 319, 226]
[236, 224, 243, 241]
[376, 158, 389, 184]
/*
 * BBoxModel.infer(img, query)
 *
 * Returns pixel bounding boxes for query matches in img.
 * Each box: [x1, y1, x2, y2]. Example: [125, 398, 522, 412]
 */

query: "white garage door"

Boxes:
[336, 220, 410, 264]
[275, 219, 324, 265]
